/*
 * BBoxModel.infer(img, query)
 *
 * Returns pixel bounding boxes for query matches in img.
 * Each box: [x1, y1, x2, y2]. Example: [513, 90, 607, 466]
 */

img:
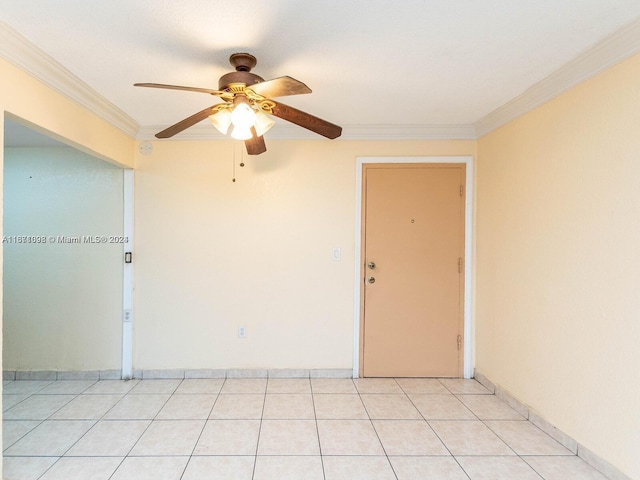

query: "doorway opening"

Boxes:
[3, 117, 129, 377]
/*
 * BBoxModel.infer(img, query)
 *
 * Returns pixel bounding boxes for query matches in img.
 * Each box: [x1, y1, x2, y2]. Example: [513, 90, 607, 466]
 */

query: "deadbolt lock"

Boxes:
[367, 276, 376, 284]
[367, 262, 376, 269]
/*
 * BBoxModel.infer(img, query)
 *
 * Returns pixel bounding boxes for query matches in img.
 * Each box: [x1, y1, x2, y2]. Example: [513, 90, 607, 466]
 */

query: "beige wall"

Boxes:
[476, 53, 640, 478]
[134, 140, 475, 369]
[0, 58, 135, 169]
[3, 146, 124, 371]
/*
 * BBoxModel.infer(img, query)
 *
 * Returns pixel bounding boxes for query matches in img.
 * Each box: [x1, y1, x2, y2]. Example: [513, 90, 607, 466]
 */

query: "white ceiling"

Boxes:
[1, 0, 640, 142]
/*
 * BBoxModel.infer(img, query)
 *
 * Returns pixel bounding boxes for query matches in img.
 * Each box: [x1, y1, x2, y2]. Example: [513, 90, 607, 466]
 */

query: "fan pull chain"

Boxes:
[232, 142, 246, 182]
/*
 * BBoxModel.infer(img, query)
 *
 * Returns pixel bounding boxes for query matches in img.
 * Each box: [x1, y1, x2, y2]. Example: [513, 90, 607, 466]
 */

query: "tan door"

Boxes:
[361, 163, 465, 377]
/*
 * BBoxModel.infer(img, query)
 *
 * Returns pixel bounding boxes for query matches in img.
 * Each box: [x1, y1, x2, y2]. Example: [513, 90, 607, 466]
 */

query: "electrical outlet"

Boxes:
[238, 326, 246, 338]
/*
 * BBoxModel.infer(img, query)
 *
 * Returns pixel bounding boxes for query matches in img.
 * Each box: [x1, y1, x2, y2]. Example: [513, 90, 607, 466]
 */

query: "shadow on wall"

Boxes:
[3, 118, 125, 373]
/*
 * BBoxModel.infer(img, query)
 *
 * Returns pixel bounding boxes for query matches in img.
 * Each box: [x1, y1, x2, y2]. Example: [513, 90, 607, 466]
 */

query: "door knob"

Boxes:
[367, 276, 376, 284]
[367, 262, 376, 269]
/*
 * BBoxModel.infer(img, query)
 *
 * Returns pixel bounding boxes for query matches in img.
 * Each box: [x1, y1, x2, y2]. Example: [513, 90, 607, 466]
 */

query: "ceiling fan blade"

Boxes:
[244, 127, 267, 155]
[155, 105, 218, 138]
[249, 76, 312, 98]
[135, 82, 228, 97]
[271, 102, 342, 139]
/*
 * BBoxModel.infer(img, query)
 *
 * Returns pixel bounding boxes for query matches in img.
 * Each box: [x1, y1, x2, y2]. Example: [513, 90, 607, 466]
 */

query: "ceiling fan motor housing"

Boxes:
[218, 71, 264, 90]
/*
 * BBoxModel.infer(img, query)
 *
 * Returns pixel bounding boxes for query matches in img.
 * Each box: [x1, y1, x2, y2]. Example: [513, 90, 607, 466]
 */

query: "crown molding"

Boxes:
[474, 17, 640, 138]
[137, 123, 477, 141]
[0, 21, 139, 138]
[340, 124, 477, 140]
[3, 16, 638, 143]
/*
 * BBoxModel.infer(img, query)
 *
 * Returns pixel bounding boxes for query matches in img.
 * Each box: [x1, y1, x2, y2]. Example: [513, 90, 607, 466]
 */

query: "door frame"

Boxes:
[353, 156, 474, 378]
[122, 168, 134, 379]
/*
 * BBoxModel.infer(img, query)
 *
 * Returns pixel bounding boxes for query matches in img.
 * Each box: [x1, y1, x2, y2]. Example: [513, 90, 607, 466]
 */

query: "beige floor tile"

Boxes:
[353, 378, 402, 394]
[50, 394, 123, 420]
[254, 456, 323, 480]
[439, 379, 492, 395]
[220, 378, 267, 394]
[4, 394, 76, 420]
[323, 455, 396, 480]
[3, 420, 41, 450]
[5, 378, 610, 480]
[182, 456, 255, 480]
[395, 378, 450, 394]
[389, 456, 468, 480]
[156, 394, 216, 420]
[257, 419, 320, 455]
[373, 420, 449, 455]
[361, 394, 422, 419]
[65, 420, 150, 456]
[317, 420, 384, 455]
[209, 394, 264, 419]
[485, 420, 572, 455]
[129, 379, 182, 394]
[2, 381, 53, 395]
[193, 420, 261, 455]
[457, 455, 543, 479]
[103, 394, 170, 420]
[39, 456, 123, 480]
[2, 456, 58, 480]
[4, 420, 95, 456]
[110, 456, 189, 480]
[410, 394, 476, 420]
[262, 394, 314, 419]
[266, 378, 311, 394]
[129, 419, 205, 456]
[314, 394, 368, 419]
[457, 395, 524, 420]
[38, 380, 96, 395]
[311, 378, 357, 394]
[3, 394, 30, 412]
[429, 420, 515, 455]
[174, 379, 224, 394]
[83, 380, 139, 395]
[523, 456, 609, 479]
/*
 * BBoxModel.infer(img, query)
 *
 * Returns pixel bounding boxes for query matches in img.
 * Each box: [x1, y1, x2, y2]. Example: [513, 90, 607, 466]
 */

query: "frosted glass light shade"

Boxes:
[254, 110, 275, 137]
[209, 110, 231, 135]
[231, 124, 253, 140]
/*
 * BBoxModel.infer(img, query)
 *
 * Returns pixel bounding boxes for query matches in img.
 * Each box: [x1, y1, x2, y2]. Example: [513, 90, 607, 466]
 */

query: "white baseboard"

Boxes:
[4, 368, 353, 381]
[474, 369, 632, 480]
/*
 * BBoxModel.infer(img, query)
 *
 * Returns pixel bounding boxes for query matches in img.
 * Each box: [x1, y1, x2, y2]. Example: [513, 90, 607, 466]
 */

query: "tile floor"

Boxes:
[2, 377, 609, 479]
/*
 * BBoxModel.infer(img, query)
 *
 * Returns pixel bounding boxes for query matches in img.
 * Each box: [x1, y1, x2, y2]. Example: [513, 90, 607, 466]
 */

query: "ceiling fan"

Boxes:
[135, 53, 342, 155]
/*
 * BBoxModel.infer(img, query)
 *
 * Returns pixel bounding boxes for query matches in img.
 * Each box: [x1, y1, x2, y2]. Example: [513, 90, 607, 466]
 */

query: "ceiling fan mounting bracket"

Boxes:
[229, 53, 257, 72]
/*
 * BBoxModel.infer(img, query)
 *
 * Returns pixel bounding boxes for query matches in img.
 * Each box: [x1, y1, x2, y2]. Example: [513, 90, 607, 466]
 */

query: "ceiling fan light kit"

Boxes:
[135, 53, 342, 155]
